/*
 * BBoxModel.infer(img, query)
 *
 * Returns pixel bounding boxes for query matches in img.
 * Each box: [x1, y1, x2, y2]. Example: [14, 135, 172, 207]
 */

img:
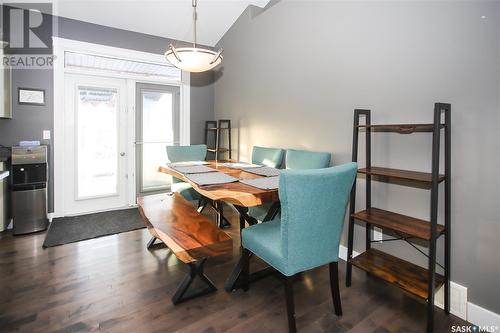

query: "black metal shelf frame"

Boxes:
[205, 119, 232, 161]
[345, 103, 451, 333]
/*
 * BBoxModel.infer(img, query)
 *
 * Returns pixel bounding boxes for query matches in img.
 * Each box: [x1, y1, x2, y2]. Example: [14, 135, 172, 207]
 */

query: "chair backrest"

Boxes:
[166, 144, 207, 163]
[285, 149, 331, 169]
[279, 163, 357, 275]
[166, 144, 207, 183]
[252, 146, 285, 168]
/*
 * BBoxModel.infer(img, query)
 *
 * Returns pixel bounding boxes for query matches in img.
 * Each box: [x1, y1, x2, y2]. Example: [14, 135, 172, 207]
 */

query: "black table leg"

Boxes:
[224, 252, 277, 292]
[224, 204, 278, 292]
[197, 198, 208, 213]
[262, 201, 281, 222]
[224, 254, 244, 291]
[214, 201, 231, 228]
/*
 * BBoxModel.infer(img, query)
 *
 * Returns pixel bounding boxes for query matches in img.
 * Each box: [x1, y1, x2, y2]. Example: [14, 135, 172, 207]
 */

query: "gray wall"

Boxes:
[215, 1, 500, 314]
[190, 71, 215, 144]
[0, 15, 215, 211]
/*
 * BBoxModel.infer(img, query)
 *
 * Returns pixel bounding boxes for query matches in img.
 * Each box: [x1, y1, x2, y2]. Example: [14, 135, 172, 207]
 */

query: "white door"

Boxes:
[135, 83, 180, 196]
[63, 74, 128, 215]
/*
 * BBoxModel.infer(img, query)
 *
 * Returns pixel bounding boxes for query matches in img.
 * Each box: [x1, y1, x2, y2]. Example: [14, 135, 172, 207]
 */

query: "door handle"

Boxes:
[120, 152, 126, 157]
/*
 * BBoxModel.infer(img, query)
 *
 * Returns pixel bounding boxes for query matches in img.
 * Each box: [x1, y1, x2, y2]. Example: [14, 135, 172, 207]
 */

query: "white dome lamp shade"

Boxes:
[165, 0, 223, 73]
[165, 46, 223, 73]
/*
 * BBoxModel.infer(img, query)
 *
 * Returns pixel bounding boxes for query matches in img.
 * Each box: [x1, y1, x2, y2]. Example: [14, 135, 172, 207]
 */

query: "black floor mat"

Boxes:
[43, 208, 145, 247]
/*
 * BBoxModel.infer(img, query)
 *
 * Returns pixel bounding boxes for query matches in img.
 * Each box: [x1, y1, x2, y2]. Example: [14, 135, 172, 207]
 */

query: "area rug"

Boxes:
[43, 208, 145, 248]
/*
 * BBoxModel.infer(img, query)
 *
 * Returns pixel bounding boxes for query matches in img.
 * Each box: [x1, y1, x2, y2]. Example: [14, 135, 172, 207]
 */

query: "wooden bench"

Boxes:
[137, 193, 233, 304]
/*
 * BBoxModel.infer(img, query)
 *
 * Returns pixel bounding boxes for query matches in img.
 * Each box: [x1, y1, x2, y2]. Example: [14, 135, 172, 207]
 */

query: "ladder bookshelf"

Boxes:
[205, 119, 232, 161]
[345, 103, 451, 333]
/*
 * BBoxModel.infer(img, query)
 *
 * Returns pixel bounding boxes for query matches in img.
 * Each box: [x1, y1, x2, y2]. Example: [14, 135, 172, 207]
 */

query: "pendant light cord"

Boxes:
[192, 0, 197, 48]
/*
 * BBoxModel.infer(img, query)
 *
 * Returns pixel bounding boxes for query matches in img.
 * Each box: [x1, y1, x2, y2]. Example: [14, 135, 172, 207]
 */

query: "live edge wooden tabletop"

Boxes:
[137, 193, 233, 263]
[158, 161, 279, 207]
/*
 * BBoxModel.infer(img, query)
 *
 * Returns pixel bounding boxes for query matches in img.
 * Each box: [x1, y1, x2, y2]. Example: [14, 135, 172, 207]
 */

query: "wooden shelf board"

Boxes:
[349, 248, 445, 300]
[354, 124, 444, 133]
[207, 128, 230, 131]
[358, 167, 445, 184]
[352, 208, 445, 240]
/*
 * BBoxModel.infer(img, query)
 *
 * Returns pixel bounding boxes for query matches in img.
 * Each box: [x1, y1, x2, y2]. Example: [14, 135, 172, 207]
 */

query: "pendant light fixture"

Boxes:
[165, 0, 223, 73]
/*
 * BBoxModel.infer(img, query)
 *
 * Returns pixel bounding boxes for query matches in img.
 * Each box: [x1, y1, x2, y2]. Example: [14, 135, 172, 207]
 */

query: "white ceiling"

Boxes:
[51, 0, 271, 46]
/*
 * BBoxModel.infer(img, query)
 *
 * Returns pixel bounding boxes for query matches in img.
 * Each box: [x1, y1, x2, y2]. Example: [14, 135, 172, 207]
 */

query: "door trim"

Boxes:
[53, 37, 190, 217]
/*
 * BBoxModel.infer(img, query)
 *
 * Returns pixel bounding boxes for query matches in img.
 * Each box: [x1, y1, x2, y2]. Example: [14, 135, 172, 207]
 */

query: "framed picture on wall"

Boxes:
[18, 88, 45, 106]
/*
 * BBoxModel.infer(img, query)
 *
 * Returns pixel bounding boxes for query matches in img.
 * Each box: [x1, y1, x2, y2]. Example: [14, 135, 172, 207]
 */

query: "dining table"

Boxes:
[158, 160, 281, 291]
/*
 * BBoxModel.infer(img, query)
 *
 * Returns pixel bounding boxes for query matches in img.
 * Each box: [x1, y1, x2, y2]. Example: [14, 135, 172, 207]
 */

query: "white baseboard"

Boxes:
[373, 227, 383, 242]
[338, 244, 359, 261]
[467, 302, 500, 328]
[435, 281, 468, 320]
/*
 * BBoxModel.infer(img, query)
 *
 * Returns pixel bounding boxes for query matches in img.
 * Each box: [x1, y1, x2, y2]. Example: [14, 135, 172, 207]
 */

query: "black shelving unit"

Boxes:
[345, 103, 451, 333]
[205, 119, 232, 161]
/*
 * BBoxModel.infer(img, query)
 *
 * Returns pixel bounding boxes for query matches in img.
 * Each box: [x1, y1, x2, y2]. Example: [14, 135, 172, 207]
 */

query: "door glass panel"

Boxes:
[77, 86, 119, 198]
[141, 90, 175, 192]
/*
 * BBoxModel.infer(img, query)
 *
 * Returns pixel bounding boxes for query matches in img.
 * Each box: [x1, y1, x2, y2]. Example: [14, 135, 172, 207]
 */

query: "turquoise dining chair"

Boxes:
[241, 163, 358, 333]
[285, 149, 331, 169]
[248, 148, 331, 223]
[247, 146, 285, 223]
[251, 146, 285, 168]
[166, 144, 207, 201]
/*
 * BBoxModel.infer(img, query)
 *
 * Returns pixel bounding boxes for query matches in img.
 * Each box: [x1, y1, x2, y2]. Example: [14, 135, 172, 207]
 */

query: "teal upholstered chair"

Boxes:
[166, 144, 207, 201]
[285, 149, 331, 169]
[241, 163, 358, 333]
[251, 146, 285, 168]
[247, 146, 285, 223]
[249, 148, 331, 222]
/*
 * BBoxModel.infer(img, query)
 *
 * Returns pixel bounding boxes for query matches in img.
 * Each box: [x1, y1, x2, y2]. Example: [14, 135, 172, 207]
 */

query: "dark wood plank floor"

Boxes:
[0, 206, 466, 333]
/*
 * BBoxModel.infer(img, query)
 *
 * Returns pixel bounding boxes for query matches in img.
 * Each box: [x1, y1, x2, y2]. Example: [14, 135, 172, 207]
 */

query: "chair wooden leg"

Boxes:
[241, 248, 250, 291]
[284, 276, 297, 333]
[329, 262, 343, 316]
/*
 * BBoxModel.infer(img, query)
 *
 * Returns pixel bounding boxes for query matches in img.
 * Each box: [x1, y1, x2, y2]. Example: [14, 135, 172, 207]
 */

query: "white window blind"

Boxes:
[64, 51, 181, 80]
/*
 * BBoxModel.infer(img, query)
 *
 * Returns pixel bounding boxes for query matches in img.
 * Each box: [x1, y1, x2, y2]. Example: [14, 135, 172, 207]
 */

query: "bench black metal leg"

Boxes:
[147, 237, 157, 249]
[171, 259, 217, 305]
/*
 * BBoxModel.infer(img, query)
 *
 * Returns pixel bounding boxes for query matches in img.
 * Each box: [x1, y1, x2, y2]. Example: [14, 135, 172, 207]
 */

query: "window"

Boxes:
[64, 51, 181, 80]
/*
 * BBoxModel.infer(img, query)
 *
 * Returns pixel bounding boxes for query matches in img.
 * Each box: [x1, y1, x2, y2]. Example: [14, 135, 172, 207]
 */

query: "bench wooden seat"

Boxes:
[137, 193, 233, 304]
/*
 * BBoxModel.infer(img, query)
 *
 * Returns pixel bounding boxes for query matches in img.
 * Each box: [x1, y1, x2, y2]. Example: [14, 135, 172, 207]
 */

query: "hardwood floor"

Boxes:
[0, 206, 466, 333]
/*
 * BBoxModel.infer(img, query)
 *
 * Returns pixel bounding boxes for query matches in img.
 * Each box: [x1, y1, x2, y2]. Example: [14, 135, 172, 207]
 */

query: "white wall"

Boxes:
[214, 0, 500, 315]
